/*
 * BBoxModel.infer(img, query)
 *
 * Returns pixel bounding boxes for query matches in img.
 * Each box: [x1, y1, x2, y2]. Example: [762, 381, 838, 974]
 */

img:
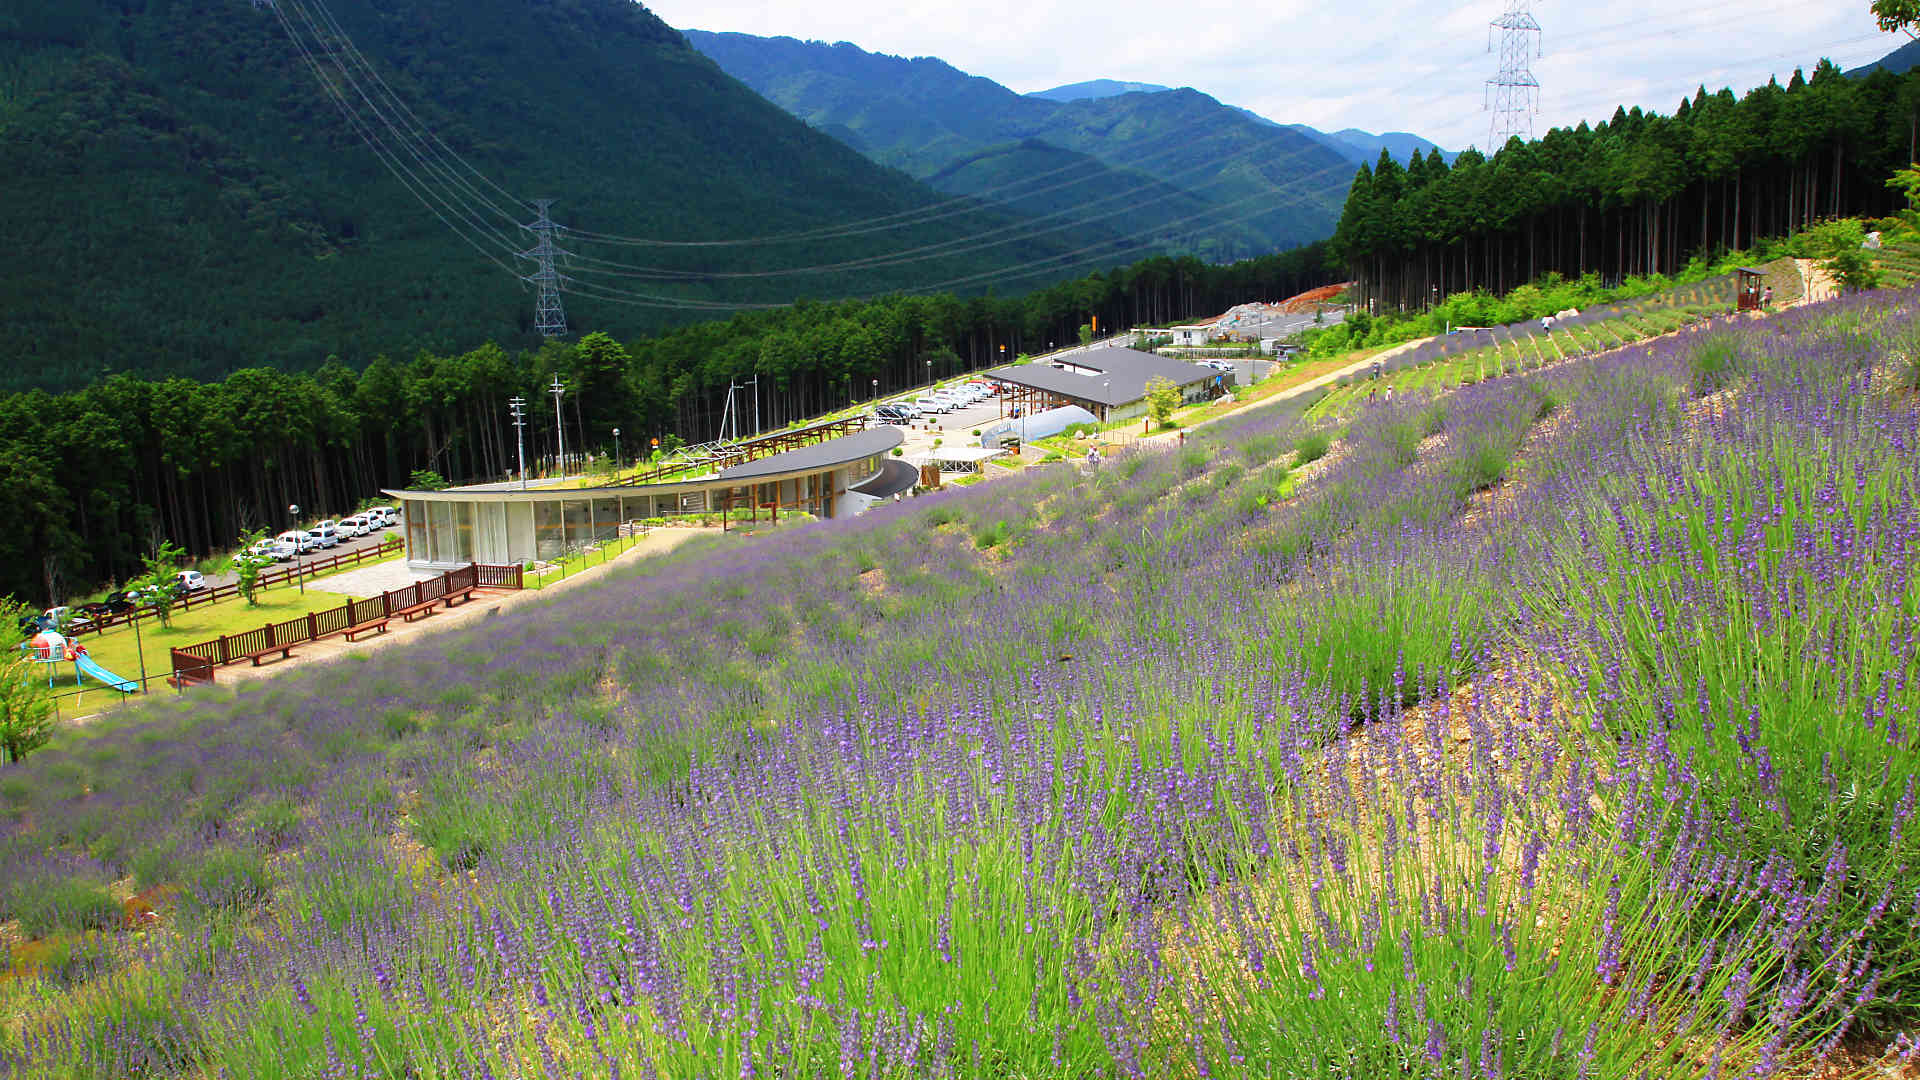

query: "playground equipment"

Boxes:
[21, 631, 139, 695]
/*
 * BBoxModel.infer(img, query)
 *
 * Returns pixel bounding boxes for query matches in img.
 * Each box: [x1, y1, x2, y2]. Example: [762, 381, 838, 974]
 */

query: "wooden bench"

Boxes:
[396, 601, 437, 623]
[442, 585, 478, 609]
[243, 644, 295, 667]
[344, 618, 390, 642]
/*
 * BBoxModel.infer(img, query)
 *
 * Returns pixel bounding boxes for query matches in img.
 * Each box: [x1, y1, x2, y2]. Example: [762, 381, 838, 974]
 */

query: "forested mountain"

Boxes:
[0, 244, 1335, 604]
[0, 0, 1112, 392]
[1849, 37, 1920, 77]
[1322, 129, 1457, 166]
[682, 31, 1355, 261]
[1028, 79, 1172, 102]
[1330, 60, 1920, 309]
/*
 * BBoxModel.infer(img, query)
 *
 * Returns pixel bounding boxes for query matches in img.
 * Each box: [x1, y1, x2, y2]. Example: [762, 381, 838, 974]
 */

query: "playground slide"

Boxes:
[74, 653, 138, 694]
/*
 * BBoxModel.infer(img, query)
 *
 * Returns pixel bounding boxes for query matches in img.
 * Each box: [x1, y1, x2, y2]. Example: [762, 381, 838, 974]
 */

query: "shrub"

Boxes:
[181, 847, 273, 912]
[1293, 429, 1332, 464]
[1685, 331, 1749, 396]
[9, 878, 121, 937]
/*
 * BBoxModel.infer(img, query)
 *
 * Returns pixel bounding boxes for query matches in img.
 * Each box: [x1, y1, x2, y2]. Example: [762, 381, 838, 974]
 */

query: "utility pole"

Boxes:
[549, 375, 567, 476]
[508, 396, 528, 490]
[1484, 0, 1542, 152]
[522, 199, 569, 339]
[748, 374, 761, 438]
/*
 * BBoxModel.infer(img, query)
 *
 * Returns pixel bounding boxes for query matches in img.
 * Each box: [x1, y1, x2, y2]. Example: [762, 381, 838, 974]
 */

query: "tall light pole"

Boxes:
[613, 427, 622, 473]
[549, 375, 567, 477]
[288, 504, 304, 594]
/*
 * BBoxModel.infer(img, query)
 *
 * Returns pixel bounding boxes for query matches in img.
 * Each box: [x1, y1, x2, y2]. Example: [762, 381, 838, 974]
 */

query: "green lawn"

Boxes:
[68, 589, 357, 691]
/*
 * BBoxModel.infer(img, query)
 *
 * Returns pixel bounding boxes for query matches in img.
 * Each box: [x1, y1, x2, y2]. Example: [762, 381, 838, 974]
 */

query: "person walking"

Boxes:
[1761, 285, 1773, 309]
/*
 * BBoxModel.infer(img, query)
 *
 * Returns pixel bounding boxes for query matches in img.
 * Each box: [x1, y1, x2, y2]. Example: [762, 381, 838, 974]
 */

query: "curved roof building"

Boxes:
[384, 423, 903, 569]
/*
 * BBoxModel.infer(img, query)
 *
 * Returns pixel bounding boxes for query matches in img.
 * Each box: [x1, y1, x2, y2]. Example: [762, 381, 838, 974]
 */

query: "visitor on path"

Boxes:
[1384, 385, 1394, 403]
[1762, 285, 1773, 308]
[1541, 315, 1552, 334]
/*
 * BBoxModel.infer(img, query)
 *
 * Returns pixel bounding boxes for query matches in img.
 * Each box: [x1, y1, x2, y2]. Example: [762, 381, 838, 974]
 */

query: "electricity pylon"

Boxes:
[522, 199, 569, 339]
[1485, 0, 1543, 152]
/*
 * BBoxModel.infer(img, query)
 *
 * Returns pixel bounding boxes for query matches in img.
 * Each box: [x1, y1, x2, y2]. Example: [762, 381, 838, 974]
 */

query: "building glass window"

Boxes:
[405, 500, 428, 561]
[534, 500, 564, 561]
[592, 497, 620, 542]
[450, 501, 476, 564]
[428, 501, 454, 564]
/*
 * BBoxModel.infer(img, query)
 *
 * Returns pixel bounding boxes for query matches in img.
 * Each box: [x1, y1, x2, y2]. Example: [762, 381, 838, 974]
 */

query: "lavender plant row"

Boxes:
[1, 294, 1916, 1076]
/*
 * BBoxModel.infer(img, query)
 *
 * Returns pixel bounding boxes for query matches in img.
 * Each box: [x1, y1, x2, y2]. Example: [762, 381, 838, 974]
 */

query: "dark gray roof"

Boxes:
[984, 347, 1219, 407]
[718, 426, 902, 482]
[850, 457, 918, 498]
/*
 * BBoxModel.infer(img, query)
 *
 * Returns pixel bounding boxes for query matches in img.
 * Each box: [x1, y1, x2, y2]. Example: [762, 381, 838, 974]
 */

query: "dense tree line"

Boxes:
[0, 245, 1331, 605]
[1331, 60, 1920, 309]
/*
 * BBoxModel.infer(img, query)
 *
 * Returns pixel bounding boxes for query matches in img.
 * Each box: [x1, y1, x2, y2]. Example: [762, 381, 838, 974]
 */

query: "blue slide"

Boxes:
[74, 653, 138, 694]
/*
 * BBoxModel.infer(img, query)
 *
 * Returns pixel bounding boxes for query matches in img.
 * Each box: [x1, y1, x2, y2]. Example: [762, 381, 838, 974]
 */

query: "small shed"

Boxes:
[1735, 267, 1767, 311]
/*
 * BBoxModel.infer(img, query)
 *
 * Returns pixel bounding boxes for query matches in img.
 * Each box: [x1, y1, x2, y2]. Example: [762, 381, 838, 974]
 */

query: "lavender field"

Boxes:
[2, 295, 1917, 1076]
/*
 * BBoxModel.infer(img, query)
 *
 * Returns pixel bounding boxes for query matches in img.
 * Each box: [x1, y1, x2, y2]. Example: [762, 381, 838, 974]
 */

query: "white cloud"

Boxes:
[644, 0, 1898, 148]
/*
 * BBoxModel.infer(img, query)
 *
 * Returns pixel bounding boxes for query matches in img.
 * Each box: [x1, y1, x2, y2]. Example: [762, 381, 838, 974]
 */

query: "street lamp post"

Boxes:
[288, 503, 304, 594]
[613, 428, 622, 473]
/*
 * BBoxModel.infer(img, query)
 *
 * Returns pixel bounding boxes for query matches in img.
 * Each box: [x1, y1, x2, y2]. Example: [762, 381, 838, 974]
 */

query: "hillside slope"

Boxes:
[0, 0, 1094, 390]
[683, 31, 1356, 260]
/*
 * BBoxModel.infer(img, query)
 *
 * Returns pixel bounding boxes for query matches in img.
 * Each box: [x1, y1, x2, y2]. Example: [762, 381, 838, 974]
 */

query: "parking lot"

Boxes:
[205, 515, 404, 588]
[869, 387, 1011, 461]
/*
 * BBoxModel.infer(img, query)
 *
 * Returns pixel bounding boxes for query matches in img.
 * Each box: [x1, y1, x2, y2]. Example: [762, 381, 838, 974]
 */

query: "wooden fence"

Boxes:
[168, 562, 521, 687]
[69, 541, 403, 638]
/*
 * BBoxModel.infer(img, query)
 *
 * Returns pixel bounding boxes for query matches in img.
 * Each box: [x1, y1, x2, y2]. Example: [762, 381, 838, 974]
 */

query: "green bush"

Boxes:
[8, 878, 121, 937]
[1293, 429, 1332, 464]
[181, 847, 273, 913]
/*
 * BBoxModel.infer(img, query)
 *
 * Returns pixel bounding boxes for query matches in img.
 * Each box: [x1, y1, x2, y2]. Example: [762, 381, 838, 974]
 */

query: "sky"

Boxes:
[640, 0, 1901, 151]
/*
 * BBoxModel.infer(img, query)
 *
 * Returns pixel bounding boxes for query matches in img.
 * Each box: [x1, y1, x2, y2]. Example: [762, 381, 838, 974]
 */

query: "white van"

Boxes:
[338, 515, 368, 539]
[277, 530, 317, 555]
[311, 520, 340, 547]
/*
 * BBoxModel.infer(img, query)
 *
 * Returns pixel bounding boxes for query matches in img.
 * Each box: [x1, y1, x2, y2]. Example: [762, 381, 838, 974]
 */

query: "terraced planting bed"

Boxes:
[0, 293, 1916, 1076]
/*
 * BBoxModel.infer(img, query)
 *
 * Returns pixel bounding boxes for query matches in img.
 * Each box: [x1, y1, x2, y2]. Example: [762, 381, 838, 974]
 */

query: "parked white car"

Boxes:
[278, 530, 317, 554]
[338, 515, 367, 538]
[311, 520, 340, 547]
[174, 570, 207, 593]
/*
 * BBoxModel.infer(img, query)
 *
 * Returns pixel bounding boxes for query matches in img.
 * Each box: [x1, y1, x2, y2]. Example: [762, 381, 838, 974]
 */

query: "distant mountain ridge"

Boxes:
[1848, 38, 1920, 77]
[683, 31, 1359, 261]
[1023, 74, 1452, 165]
[0, 0, 1109, 390]
[1028, 79, 1172, 101]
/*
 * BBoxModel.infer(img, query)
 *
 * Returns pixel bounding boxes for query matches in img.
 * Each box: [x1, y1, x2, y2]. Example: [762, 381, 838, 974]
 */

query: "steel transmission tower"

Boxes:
[522, 199, 569, 339]
[1484, 0, 1543, 151]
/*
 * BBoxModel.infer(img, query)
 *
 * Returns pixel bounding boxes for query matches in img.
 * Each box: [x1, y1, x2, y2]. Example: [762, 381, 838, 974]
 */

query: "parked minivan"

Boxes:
[277, 530, 317, 555]
[338, 515, 368, 538]
[311, 520, 340, 547]
[374, 506, 400, 528]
